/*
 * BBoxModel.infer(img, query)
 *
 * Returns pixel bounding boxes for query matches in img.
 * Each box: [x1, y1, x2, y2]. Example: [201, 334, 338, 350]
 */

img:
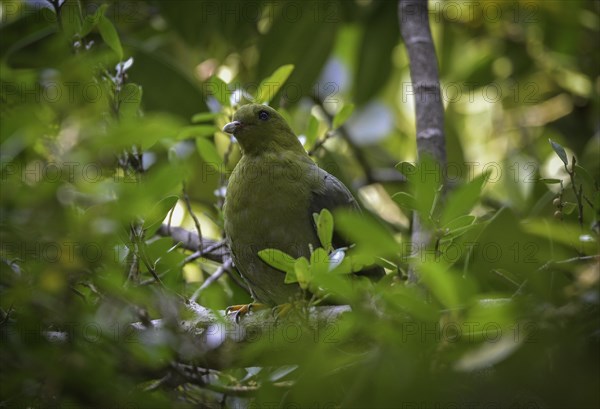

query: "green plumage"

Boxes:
[222, 104, 378, 305]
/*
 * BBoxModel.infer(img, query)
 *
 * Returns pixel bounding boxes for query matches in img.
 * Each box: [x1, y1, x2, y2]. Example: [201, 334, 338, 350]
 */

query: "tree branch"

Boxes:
[398, 0, 447, 283]
[157, 224, 229, 263]
[131, 301, 352, 369]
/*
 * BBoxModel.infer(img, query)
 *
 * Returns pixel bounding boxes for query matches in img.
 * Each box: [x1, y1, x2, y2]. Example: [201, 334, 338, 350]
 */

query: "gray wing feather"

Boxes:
[309, 167, 360, 217]
[309, 168, 384, 280]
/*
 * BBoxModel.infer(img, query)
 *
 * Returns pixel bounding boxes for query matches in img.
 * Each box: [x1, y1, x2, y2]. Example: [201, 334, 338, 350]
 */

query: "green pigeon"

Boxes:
[222, 104, 382, 306]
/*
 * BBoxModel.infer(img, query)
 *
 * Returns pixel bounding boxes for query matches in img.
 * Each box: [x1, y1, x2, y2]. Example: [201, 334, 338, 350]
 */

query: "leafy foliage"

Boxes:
[0, 1, 598, 408]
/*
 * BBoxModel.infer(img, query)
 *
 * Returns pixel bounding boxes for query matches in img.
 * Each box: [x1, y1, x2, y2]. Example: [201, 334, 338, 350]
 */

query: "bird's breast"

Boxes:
[224, 155, 319, 257]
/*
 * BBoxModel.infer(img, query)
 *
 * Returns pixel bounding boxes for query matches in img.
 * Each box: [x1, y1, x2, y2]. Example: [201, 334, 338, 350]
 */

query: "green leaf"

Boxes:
[294, 257, 311, 290]
[191, 112, 219, 123]
[441, 171, 489, 226]
[539, 178, 562, 184]
[81, 4, 108, 37]
[305, 114, 320, 146]
[442, 215, 476, 232]
[332, 104, 355, 129]
[439, 222, 480, 243]
[97, 15, 123, 59]
[354, 1, 399, 104]
[413, 155, 443, 223]
[335, 210, 398, 258]
[206, 76, 230, 107]
[549, 139, 568, 166]
[255, 64, 294, 104]
[60, 1, 83, 38]
[419, 262, 477, 309]
[144, 196, 179, 235]
[119, 83, 142, 119]
[395, 162, 417, 183]
[562, 202, 577, 215]
[196, 138, 222, 167]
[257, 9, 336, 106]
[102, 114, 182, 151]
[258, 249, 297, 275]
[574, 165, 596, 191]
[391, 192, 417, 211]
[310, 248, 330, 277]
[314, 209, 334, 251]
[178, 125, 218, 140]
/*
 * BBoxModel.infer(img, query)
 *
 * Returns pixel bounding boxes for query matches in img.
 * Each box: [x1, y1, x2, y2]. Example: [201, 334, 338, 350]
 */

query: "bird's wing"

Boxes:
[309, 167, 384, 280]
[309, 167, 360, 218]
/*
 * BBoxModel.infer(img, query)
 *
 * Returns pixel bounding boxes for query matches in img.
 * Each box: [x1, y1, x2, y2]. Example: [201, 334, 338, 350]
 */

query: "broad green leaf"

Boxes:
[60, 1, 83, 38]
[333, 104, 354, 129]
[395, 162, 417, 182]
[206, 76, 230, 108]
[314, 209, 334, 251]
[439, 223, 481, 243]
[391, 192, 417, 211]
[419, 261, 477, 309]
[102, 114, 182, 151]
[178, 125, 218, 140]
[562, 202, 577, 215]
[196, 138, 222, 167]
[268, 366, 298, 382]
[81, 4, 108, 37]
[354, 1, 399, 104]
[305, 114, 320, 146]
[442, 215, 476, 232]
[466, 209, 553, 286]
[294, 257, 311, 289]
[97, 15, 123, 59]
[335, 209, 398, 258]
[549, 139, 568, 166]
[119, 83, 142, 119]
[574, 165, 596, 191]
[257, 8, 336, 106]
[310, 248, 330, 277]
[413, 155, 443, 223]
[455, 331, 523, 372]
[522, 219, 595, 254]
[258, 249, 296, 275]
[255, 64, 294, 104]
[191, 112, 219, 123]
[441, 171, 489, 226]
[144, 195, 179, 235]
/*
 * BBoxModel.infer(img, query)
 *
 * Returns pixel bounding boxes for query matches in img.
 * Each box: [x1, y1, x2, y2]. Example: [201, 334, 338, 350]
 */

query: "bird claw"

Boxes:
[225, 303, 266, 323]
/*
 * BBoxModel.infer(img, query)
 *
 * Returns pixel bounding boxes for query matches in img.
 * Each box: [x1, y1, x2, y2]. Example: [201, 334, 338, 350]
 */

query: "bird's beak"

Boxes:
[223, 121, 241, 134]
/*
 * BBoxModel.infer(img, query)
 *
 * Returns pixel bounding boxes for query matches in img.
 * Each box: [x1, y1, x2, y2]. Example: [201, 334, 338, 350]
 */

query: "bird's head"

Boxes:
[222, 104, 304, 156]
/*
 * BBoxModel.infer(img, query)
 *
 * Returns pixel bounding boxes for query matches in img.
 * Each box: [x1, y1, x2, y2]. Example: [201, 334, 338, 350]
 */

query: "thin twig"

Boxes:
[308, 130, 336, 156]
[565, 155, 584, 229]
[129, 223, 165, 288]
[310, 96, 377, 184]
[183, 240, 227, 265]
[157, 225, 228, 263]
[182, 183, 203, 252]
[190, 258, 233, 302]
[537, 255, 599, 271]
[0, 304, 14, 326]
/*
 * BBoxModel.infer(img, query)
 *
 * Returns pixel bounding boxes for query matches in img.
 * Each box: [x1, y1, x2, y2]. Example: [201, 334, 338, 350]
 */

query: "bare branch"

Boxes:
[157, 224, 229, 263]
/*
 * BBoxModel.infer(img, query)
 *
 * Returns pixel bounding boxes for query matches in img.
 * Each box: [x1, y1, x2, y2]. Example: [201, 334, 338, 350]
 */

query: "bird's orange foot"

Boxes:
[226, 303, 267, 323]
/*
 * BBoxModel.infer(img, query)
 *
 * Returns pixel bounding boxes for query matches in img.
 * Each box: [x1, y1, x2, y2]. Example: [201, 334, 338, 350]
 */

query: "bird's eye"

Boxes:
[258, 110, 270, 121]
